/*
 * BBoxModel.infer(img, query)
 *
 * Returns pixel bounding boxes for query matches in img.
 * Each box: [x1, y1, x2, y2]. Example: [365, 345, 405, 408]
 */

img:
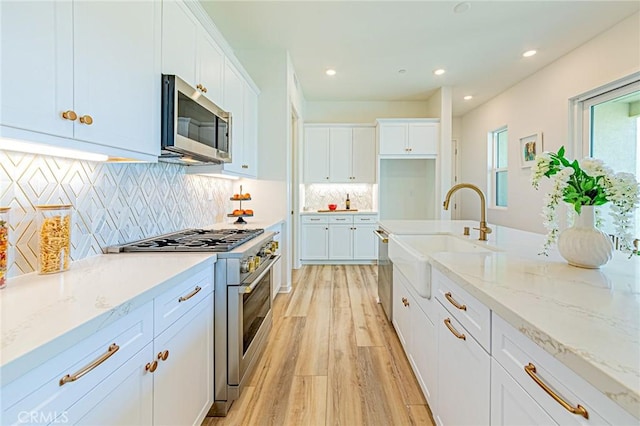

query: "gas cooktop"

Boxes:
[106, 228, 265, 253]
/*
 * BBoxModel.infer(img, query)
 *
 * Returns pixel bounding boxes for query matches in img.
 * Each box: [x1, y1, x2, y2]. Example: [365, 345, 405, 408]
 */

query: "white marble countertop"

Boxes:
[380, 220, 640, 419]
[0, 253, 216, 386]
[214, 217, 285, 230]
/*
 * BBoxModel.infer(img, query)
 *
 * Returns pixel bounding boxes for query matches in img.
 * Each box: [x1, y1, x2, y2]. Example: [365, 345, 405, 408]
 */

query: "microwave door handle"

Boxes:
[239, 254, 281, 294]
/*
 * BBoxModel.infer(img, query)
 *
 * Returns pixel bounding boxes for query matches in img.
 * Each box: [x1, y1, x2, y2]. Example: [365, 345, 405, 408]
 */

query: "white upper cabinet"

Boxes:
[161, 0, 224, 106]
[304, 125, 376, 183]
[241, 82, 259, 177]
[378, 119, 439, 156]
[1, 0, 160, 161]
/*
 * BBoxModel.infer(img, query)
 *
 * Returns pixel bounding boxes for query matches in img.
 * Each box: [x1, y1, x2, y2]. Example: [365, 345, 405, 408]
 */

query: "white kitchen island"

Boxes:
[380, 219, 639, 424]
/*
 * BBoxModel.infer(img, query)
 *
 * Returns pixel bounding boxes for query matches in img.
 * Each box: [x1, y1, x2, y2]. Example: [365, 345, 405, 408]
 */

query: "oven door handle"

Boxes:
[374, 229, 389, 244]
[239, 254, 281, 294]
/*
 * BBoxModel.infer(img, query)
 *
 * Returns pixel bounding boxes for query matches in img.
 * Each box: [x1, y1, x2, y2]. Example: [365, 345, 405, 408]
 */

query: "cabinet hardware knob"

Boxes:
[145, 360, 158, 373]
[158, 350, 170, 361]
[196, 83, 205, 92]
[242, 164, 248, 169]
[79, 115, 93, 125]
[524, 363, 589, 419]
[203, 86, 208, 93]
[59, 343, 119, 386]
[178, 286, 201, 302]
[444, 318, 466, 340]
[444, 292, 467, 311]
[326, 177, 329, 180]
[61, 110, 77, 121]
[402, 297, 409, 307]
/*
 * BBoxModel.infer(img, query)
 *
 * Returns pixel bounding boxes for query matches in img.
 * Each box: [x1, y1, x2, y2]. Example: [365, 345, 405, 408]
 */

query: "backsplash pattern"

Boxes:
[0, 150, 232, 278]
[303, 184, 374, 211]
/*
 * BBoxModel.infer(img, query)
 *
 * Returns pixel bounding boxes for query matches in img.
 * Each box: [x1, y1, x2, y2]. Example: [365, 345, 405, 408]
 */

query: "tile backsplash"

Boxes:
[303, 183, 374, 211]
[0, 150, 232, 278]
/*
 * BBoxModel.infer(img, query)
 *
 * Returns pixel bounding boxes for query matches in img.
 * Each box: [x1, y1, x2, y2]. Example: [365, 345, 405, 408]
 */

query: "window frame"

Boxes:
[488, 126, 508, 209]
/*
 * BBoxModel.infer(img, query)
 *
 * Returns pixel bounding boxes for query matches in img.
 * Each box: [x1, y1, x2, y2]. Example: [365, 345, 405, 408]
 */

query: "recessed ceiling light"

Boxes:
[463, 95, 473, 101]
[522, 50, 537, 58]
[434, 69, 446, 76]
[325, 69, 336, 76]
[453, 2, 471, 14]
[398, 69, 407, 74]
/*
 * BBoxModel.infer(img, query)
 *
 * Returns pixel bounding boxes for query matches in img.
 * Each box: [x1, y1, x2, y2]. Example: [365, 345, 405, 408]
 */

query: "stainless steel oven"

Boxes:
[375, 228, 392, 322]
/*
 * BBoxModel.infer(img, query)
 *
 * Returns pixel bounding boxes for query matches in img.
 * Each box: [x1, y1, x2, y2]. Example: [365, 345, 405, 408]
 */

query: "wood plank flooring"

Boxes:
[202, 265, 435, 426]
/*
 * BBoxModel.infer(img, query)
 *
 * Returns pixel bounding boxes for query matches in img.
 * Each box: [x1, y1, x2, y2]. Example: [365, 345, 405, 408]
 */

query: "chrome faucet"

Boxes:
[443, 183, 492, 241]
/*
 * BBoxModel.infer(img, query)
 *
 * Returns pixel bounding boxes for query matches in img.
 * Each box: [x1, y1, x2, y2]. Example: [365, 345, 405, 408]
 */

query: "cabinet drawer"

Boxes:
[1, 301, 153, 425]
[154, 267, 213, 336]
[433, 268, 491, 352]
[301, 215, 329, 224]
[354, 215, 377, 224]
[492, 314, 636, 425]
[328, 215, 353, 223]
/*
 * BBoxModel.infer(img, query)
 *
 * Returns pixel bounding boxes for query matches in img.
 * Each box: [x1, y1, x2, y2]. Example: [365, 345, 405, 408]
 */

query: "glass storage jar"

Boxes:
[0, 207, 9, 289]
[36, 204, 72, 274]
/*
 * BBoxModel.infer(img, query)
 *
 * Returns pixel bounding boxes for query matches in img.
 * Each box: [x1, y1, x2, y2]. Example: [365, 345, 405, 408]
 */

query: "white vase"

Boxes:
[557, 205, 614, 269]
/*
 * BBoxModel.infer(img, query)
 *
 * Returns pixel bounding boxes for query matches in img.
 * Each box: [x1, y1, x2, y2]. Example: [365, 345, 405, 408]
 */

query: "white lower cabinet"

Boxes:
[435, 300, 490, 426]
[301, 214, 378, 262]
[491, 358, 556, 426]
[153, 293, 214, 426]
[300, 221, 329, 260]
[328, 223, 353, 259]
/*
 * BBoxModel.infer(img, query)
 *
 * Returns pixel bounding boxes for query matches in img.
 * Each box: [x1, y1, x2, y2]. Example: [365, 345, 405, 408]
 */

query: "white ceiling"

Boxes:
[200, 1, 639, 116]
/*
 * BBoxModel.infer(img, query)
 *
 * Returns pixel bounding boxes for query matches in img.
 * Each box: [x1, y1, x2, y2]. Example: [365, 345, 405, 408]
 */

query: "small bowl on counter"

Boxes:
[328, 204, 337, 211]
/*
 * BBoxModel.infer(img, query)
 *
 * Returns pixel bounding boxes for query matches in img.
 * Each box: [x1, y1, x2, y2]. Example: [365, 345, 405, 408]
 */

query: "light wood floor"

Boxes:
[202, 265, 435, 426]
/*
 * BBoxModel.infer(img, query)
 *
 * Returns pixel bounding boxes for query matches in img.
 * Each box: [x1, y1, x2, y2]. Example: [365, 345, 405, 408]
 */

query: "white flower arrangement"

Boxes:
[531, 146, 640, 256]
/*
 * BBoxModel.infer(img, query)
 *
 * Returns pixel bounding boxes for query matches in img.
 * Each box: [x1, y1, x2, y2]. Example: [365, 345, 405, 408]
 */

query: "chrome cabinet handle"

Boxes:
[59, 343, 119, 386]
[178, 286, 201, 302]
[444, 318, 466, 340]
[445, 292, 467, 311]
[524, 363, 589, 419]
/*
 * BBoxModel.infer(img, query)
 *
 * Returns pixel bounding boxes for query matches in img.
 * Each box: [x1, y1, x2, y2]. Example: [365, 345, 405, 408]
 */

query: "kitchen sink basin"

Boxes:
[388, 234, 498, 299]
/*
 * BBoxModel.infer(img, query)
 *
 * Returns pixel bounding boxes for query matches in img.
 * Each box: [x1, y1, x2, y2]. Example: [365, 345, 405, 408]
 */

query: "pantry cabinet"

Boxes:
[377, 119, 439, 156]
[1, 1, 161, 161]
[301, 214, 378, 263]
[303, 125, 376, 183]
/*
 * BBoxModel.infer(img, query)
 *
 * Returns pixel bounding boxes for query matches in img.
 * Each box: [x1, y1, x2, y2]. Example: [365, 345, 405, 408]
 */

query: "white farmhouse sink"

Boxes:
[388, 234, 498, 299]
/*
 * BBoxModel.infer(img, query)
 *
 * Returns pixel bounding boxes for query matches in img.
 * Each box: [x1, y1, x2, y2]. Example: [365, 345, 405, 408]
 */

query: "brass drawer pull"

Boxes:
[59, 343, 119, 386]
[158, 350, 170, 361]
[145, 360, 158, 373]
[524, 363, 589, 419]
[445, 292, 467, 311]
[444, 318, 466, 340]
[178, 286, 201, 302]
[402, 297, 409, 307]
[61, 110, 77, 121]
[79, 114, 93, 125]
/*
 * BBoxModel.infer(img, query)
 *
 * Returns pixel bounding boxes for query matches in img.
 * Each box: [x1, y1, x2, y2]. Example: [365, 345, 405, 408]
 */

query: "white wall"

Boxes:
[304, 101, 429, 123]
[459, 12, 640, 233]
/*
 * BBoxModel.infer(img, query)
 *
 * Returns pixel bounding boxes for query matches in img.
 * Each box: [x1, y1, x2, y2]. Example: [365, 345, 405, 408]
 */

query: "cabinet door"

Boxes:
[352, 225, 377, 260]
[300, 224, 328, 260]
[328, 224, 353, 259]
[73, 1, 160, 156]
[392, 269, 412, 350]
[241, 83, 258, 177]
[410, 303, 437, 407]
[351, 127, 376, 182]
[408, 122, 438, 155]
[329, 127, 352, 183]
[378, 123, 407, 155]
[197, 30, 224, 107]
[0, 1, 73, 138]
[223, 61, 245, 175]
[304, 127, 330, 183]
[161, 0, 198, 86]
[153, 293, 214, 426]
[64, 345, 154, 426]
[436, 301, 490, 426]
[491, 359, 557, 426]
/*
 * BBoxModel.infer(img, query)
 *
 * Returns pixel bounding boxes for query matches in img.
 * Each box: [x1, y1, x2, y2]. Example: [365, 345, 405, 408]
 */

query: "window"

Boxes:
[490, 127, 508, 207]
[576, 78, 640, 241]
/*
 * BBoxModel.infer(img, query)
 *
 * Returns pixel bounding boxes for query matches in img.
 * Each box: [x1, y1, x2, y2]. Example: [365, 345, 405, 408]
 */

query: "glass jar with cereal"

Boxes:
[36, 205, 72, 274]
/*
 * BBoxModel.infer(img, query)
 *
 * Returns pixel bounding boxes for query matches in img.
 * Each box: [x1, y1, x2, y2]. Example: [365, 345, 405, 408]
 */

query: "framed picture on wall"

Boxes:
[520, 132, 542, 168]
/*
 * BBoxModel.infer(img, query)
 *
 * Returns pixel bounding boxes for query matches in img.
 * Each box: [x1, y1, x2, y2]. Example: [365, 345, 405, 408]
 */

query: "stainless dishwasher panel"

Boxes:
[375, 228, 392, 322]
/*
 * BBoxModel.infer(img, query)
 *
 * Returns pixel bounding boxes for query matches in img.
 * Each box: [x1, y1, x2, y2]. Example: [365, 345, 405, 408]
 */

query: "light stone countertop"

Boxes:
[301, 210, 378, 215]
[0, 253, 216, 386]
[380, 219, 640, 419]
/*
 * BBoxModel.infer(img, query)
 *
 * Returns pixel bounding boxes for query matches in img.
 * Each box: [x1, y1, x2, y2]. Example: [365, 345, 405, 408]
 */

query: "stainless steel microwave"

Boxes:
[160, 74, 231, 164]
